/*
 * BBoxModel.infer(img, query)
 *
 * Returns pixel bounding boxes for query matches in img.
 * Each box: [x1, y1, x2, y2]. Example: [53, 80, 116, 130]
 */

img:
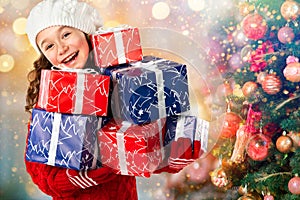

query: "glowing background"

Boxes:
[0, 0, 236, 199]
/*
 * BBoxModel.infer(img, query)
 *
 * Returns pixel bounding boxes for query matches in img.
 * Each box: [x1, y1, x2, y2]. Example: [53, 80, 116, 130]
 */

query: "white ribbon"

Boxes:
[111, 58, 166, 80]
[114, 31, 126, 64]
[157, 119, 165, 160]
[116, 121, 132, 175]
[95, 24, 131, 34]
[196, 118, 209, 153]
[146, 64, 167, 119]
[47, 113, 62, 166]
[174, 116, 186, 141]
[73, 73, 85, 114]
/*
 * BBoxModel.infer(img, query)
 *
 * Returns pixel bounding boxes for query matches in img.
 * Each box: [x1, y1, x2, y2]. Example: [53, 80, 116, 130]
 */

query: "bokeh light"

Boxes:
[188, 0, 205, 11]
[12, 17, 27, 35]
[0, 54, 14, 72]
[152, 2, 170, 20]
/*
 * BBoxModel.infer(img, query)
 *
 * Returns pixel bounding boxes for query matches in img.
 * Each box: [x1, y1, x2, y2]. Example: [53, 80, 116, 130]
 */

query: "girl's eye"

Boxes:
[45, 44, 54, 50]
[63, 32, 71, 39]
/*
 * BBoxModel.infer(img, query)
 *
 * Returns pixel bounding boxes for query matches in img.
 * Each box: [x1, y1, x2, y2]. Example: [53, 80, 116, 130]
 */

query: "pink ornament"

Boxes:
[242, 13, 268, 40]
[288, 176, 300, 194]
[233, 29, 249, 47]
[205, 39, 223, 64]
[283, 62, 300, 82]
[278, 26, 295, 44]
[286, 55, 299, 64]
[229, 53, 243, 70]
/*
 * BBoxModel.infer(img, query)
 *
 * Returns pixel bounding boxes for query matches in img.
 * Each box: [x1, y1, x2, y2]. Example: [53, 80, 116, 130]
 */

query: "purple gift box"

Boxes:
[25, 108, 101, 170]
[105, 56, 190, 125]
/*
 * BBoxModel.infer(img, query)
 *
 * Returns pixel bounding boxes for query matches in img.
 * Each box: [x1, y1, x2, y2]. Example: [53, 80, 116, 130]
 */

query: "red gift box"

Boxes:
[37, 69, 110, 116]
[90, 26, 143, 68]
[98, 118, 166, 177]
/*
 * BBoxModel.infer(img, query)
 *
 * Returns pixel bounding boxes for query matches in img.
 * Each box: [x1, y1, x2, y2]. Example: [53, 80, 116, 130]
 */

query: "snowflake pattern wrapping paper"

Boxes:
[37, 69, 110, 116]
[98, 118, 166, 177]
[25, 108, 100, 170]
[91, 26, 143, 68]
[105, 56, 190, 125]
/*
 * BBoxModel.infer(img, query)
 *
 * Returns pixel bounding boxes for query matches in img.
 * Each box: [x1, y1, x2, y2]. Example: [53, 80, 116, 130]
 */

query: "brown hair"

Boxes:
[25, 34, 96, 113]
[25, 54, 52, 113]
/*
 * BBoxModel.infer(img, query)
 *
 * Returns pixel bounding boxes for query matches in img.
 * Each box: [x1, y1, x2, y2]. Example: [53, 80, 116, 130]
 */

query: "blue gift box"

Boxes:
[105, 56, 190, 124]
[25, 108, 101, 170]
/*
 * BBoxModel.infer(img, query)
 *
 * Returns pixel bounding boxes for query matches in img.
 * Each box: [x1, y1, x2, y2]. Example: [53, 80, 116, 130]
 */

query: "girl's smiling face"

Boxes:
[36, 26, 90, 69]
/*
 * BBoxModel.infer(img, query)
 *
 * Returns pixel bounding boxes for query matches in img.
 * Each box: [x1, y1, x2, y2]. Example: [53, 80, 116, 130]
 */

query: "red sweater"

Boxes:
[25, 160, 138, 200]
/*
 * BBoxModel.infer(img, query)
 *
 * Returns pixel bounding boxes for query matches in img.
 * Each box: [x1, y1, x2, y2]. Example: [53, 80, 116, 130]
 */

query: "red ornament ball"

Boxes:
[280, 0, 299, 21]
[242, 81, 258, 97]
[242, 13, 268, 40]
[262, 74, 282, 95]
[283, 62, 300, 82]
[288, 176, 300, 194]
[220, 112, 242, 138]
[246, 134, 272, 161]
[276, 135, 293, 153]
[278, 26, 295, 43]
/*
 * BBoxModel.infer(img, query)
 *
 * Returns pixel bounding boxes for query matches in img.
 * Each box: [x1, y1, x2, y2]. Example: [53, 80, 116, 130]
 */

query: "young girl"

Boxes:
[24, 0, 137, 199]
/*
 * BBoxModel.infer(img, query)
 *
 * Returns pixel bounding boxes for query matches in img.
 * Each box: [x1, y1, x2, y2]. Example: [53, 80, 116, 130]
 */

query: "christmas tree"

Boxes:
[206, 0, 300, 199]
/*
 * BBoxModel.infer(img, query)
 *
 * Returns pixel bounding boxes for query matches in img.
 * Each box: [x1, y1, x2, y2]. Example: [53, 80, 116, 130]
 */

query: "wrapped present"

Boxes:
[105, 56, 190, 124]
[98, 118, 166, 177]
[90, 25, 143, 68]
[25, 108, 102, 170]
[37, 69, 110, 116]
[164, 115, 209, 170]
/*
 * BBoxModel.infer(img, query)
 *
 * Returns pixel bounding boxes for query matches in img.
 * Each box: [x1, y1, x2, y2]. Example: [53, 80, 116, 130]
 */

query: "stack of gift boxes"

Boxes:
[25, 25, 210, 177]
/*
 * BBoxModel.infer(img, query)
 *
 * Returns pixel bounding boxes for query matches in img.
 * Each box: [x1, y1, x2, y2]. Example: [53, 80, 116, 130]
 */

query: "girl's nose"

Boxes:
[58, 42, 68, 55]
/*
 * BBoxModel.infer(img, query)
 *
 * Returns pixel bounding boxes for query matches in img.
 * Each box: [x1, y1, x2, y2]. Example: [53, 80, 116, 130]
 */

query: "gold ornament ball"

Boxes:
[242, 81, 258, 97]
[276, 135, 293, 153]
[238, 185, 247, 195]
[288, 132, 300, 151]
[280, 0, 300, 21]
[210, 167, 231, 188]
[238, 193, 262, 200]
[283, 62, 300, 82]
[262, 74, 282, 95]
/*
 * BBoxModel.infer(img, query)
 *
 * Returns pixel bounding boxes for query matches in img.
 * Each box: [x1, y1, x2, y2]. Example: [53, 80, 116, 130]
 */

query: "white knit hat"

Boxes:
[26, 0, 103, 53]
